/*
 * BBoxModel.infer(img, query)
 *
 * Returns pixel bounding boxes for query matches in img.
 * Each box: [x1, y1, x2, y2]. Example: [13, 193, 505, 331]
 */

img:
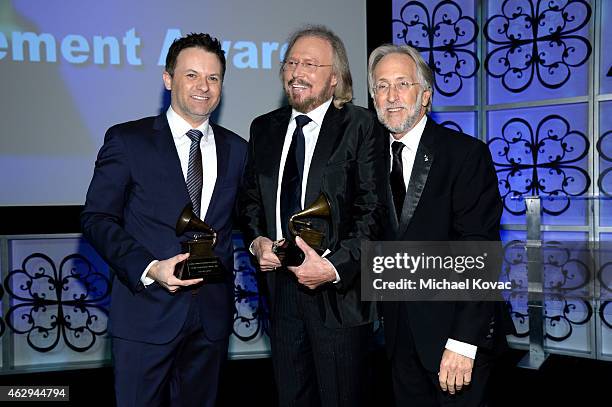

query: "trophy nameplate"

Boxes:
[272, 193, 331, 267]
[175, 205, 224, 282]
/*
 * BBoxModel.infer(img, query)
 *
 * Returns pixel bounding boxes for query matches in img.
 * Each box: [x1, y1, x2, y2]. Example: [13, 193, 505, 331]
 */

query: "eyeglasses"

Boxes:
[374, 80, 421, 95]
[282, 59, 333, 73]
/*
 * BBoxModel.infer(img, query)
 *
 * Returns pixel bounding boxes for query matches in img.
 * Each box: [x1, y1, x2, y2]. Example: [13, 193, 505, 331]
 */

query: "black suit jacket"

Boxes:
[81, 114, 247, 344]
[383, 118, 509, 371]
[239, 102, 389, 328]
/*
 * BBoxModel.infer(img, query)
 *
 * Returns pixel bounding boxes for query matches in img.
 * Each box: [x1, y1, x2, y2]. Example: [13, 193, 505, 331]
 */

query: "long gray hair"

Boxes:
[282, 25, 353, 109]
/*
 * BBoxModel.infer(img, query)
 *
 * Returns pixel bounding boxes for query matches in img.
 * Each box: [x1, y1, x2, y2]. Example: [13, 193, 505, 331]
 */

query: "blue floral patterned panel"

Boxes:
[487, 104, 590, 225]
[600, 0, 612, 94]
[429, 111, 477, 137]
[598, 234, 612, 356]
[598, 101, 612, 225]
[502, 230, 592, 348]
[6, 239, 111, 366]
[485, 0, 592, 104]
[392, 0, 478, 106]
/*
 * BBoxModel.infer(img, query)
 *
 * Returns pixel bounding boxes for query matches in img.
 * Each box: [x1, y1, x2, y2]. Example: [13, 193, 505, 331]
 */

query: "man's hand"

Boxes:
[146, 253, 202, 293]
[287, 237, 336, 289]
[438, 349, 474, 394]
[252, 236, 282, 271]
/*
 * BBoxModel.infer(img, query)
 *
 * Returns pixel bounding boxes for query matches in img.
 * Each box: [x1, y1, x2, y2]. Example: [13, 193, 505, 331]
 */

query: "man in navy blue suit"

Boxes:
[81, 33, 247, 407]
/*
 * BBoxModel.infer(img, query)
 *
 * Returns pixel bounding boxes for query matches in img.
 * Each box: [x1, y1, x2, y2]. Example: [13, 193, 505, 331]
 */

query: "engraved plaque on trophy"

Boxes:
[174, 205, 224, 282]
[273, 193, 331, 267]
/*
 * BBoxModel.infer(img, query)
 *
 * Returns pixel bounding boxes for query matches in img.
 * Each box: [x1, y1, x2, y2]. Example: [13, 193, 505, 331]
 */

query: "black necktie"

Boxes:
[186, 129, 204, 218]
[390, 141, 406, 220]
[280, 115, 312, 239]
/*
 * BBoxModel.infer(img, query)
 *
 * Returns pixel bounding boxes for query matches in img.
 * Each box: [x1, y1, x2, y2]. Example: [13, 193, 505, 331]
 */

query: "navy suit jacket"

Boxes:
[81, 114, 247, 344]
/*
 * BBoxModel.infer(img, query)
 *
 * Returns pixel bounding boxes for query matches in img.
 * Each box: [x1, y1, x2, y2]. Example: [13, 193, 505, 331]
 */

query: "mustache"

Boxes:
[288, 78, 312, 88]
[383, 103, 409, 110]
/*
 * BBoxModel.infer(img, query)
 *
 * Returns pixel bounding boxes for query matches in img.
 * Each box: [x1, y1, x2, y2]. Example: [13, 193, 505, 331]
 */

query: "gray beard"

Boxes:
[290, 93, 329, 113]
[286, 78, 334, 113]
[377, 90, 423, 135]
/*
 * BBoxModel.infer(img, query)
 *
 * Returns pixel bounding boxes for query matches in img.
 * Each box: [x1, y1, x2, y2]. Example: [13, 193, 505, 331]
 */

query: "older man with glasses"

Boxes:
[368, 43, 513, 407]
[239, 25, 389, 407]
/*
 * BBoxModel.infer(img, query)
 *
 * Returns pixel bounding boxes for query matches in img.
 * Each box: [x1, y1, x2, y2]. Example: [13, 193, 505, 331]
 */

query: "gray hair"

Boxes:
[367, 44, 434, 113]
[282, 25, 353, 108]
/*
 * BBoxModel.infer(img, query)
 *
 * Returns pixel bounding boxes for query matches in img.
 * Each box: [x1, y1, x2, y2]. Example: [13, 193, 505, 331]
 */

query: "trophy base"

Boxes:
[175, 257, 225, 283]
[273, 240, 323, 267]
[275, 246, 305, 267]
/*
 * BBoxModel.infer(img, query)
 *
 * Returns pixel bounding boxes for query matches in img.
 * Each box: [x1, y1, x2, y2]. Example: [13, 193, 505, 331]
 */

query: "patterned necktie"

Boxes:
[280, 114, 312, 239]
[390, 141, 406, 220]
[186, 129, 204, 218]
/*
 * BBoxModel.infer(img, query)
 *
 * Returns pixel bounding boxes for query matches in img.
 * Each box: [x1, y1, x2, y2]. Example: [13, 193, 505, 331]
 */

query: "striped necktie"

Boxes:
[186, 129, 204, 217]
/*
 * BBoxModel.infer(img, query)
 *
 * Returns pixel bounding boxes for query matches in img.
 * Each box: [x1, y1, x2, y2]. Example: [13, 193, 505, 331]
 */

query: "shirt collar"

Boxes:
[166, 106, 210, 141]
[290, 97, 333, 128]
[389, 114, 427, 152]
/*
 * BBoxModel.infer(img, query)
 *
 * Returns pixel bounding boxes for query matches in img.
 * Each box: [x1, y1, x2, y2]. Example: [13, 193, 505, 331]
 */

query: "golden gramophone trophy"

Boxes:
[174, 205, 224, 282]
[273, 193, 332, 266]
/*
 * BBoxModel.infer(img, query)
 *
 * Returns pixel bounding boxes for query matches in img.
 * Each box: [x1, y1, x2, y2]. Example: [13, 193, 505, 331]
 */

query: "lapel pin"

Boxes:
[424, 154, 429, 162]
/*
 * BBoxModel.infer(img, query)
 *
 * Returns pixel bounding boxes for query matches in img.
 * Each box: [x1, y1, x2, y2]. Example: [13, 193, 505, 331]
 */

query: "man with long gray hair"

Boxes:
[368, 43, 511, 406]
[239, 26, 389, 406]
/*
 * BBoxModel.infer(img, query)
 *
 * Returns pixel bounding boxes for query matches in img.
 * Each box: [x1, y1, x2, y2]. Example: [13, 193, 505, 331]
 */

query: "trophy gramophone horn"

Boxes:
[289, 193, 331, 237]
[176, 205, 217, 246]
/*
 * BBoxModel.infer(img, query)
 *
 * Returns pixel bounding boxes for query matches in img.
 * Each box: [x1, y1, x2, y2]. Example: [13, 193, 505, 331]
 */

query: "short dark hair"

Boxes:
[165, 33, 226, 79]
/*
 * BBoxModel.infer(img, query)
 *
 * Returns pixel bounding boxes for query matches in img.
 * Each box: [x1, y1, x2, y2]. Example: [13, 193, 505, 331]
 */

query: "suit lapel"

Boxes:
[204, 124, 229, 224]
[152, 115, 190, 206]
[398, 119, 436, 236]
[305, 104, 342, 206]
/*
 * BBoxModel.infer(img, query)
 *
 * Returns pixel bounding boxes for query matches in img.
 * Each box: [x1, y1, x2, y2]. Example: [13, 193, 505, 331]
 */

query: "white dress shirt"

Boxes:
[275, 98, 332, 239]
[166, 106, 217, 217]
[268, 98, 339, 282]
[141, 106, 217, 286]
[389, 114, 427, 189]
[390, 114, 477, 360]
